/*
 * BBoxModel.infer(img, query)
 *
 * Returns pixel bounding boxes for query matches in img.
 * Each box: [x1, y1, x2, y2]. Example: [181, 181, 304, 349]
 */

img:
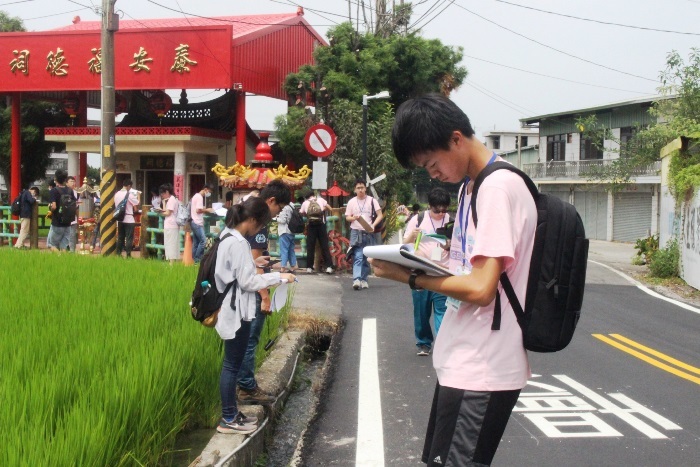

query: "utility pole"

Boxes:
[100, 0, 118, 256]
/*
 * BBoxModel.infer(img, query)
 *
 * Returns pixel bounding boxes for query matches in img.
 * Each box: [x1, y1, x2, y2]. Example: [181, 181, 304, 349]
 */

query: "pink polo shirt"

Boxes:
[434, 169, 536, 392]
[345, 196, 380, 230]
[163, 196, 179, 229]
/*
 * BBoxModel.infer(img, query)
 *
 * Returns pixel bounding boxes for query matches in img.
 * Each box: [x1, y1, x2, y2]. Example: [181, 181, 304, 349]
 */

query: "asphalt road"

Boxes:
[302, 262, 700, 466]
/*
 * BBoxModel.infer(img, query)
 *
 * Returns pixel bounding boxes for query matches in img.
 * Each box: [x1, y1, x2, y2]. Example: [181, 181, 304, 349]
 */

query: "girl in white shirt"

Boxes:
[215, 197, 296, 434]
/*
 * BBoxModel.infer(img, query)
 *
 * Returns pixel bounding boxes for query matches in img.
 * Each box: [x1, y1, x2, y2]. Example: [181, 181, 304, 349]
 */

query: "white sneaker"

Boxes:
[361, 280, 369, 289]
[325, 267, 334, 274]
[353, 279, 361, 290]
[306, 268, 314, 273]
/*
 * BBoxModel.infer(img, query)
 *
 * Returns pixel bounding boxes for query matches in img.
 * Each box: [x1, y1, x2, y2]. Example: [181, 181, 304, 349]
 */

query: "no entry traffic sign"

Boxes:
[304, 124, 337, 158]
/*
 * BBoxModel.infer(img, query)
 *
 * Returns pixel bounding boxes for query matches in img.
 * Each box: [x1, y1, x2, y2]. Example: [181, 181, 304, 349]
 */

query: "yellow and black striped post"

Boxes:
[100, 0, 117, 256]
[99, 170, 117, 256]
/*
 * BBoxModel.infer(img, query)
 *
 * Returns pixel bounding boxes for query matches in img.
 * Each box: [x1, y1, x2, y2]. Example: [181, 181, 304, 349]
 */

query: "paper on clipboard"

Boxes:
[271, 281, 292, 312]
[363, 244, 452, 276]
[356, 215, 374, 233]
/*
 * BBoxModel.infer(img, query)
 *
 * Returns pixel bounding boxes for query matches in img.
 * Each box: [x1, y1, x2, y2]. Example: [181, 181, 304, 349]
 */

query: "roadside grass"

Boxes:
[637, 273, 700, 302]
[0, 248, 291, 466]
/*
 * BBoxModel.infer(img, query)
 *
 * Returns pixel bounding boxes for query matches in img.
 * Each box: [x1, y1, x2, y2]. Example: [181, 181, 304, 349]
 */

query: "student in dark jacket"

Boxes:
[14, 186, 39, 248]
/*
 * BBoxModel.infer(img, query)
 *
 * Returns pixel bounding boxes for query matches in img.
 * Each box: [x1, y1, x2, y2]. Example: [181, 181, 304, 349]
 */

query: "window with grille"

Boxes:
[546, 134, 565, 161]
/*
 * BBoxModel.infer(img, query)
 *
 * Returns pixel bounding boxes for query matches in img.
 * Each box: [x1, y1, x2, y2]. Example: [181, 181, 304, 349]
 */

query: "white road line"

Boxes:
[588, 260, 700, 315]
[356, 318, 385, 467]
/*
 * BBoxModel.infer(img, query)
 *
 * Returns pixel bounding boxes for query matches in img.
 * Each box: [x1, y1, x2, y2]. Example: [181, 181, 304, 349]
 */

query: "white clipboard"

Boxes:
[363, 244, 452, 276]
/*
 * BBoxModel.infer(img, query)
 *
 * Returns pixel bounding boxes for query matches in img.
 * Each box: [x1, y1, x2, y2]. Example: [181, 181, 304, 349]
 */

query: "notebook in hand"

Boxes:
[363, 243, 452, 276]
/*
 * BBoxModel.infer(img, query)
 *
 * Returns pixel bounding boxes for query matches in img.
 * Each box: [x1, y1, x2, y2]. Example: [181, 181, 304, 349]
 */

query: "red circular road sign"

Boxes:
[304, 124, 337, 158]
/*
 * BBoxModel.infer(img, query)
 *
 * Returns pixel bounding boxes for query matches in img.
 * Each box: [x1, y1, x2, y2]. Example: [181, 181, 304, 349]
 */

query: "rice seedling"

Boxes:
[0, 248, 291, 466]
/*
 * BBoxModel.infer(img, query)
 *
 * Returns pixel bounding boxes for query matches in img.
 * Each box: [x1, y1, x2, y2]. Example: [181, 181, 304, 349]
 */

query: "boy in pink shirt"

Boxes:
[371, 94, 536, 466]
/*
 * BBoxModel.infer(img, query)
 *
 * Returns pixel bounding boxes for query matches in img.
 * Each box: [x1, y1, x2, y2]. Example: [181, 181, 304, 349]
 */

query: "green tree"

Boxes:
[0, 10, 23, 32]
[0, 11, 70, 189]
[577, 48, 700, 197]
[275, 21, 467, 204]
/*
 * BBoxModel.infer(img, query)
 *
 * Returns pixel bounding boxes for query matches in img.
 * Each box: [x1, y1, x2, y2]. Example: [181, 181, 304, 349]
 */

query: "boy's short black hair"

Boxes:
[392, 93, 475, 169]
[259, 179, 291, 206]
[428, 187, 451, 207]
[158, 183, 173, 195]
[203, 182, 214, 191]
[354, 179, 366, 188]
[54, 169, 68, 185]
[123, 179, 133, 187]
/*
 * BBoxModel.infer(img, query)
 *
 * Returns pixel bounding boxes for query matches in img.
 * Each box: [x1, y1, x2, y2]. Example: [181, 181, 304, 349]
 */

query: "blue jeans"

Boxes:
[350, 229, 375, 281]
[220, 320, 251, 420]
[412, 289, 447, 349]
[279, 233, 297, 269]
[237, 293, 266, 391]
[191, 222, 206, 262]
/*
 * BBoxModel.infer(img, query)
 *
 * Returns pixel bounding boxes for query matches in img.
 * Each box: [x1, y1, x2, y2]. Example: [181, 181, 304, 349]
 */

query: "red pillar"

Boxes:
[78, 91, 88, 182]
[10, 93, 21, 201]
[235, 91, 246, 165]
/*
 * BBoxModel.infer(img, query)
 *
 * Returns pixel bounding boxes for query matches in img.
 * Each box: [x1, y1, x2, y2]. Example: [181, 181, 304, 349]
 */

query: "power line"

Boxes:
[412, 0, 455, 31]
[16, 6, 88, 22]
[465, 78, 536, 116]
[453, 2, 658, 83]
[410, 0, 448, 30]
[145, 0, 336, 27]
[463, 54, 652, 94]
[269, 0, 342, 25]
[0, 0, 35, 6]
[492, 0, 700, 36]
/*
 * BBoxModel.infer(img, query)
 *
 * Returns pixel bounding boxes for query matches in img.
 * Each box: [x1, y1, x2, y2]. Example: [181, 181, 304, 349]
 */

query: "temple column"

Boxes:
[174, 152, 186, 201]
[10, 93, 21, 201]
[67, 151, 80, 179]
[78, 91, 88, 182]
[236, 90, 246, 165]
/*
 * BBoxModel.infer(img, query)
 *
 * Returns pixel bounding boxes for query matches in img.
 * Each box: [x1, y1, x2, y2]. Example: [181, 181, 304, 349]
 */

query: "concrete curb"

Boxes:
[195, 330, 305, 467]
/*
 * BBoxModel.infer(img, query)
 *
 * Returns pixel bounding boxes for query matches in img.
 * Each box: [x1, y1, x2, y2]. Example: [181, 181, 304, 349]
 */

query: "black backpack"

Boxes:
[287, 205, 305, 234]
[190, 233, 237, 327]
[470, 162, 589, 353]
[56, 187, 77, 225]
[113, 191, 129, 222]
[10, 192, 22, 216]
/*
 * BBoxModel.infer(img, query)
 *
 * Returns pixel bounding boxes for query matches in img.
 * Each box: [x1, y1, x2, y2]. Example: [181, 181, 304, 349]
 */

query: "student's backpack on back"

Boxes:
[10, 192, 22, 216]
[176, 198, 190, 226]
[113, 192, 129, 222]
[470, 162, 589, 353]
[287, 204, 305, 234]
[190, 233, 237, 327]
[56, 187, 77, 225]
[306, 199, 324, 224]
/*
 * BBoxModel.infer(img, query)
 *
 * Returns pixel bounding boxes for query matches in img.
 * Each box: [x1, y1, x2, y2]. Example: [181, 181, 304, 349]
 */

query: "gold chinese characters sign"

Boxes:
[0, 28, 232, 91]
[8, 44, 198, 77]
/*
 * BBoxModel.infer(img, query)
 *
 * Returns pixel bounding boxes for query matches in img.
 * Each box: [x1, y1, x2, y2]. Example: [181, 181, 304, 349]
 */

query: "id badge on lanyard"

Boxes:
[448, 153, 498, 312]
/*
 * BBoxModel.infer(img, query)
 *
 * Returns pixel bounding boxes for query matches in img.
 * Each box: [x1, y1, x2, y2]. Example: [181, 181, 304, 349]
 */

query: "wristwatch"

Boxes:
[409, 271, 425, 290]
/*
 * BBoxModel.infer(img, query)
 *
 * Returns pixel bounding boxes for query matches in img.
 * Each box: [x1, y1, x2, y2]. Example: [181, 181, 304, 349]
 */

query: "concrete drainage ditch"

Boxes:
[171, 314, 341, 467]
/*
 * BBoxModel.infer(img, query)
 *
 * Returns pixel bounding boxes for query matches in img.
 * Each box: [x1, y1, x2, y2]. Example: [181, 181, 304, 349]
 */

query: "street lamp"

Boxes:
[362, 90, 391, 182]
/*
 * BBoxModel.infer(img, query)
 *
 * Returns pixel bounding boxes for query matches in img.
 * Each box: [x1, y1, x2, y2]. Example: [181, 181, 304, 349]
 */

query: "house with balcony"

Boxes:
[520, 97, 662, 242]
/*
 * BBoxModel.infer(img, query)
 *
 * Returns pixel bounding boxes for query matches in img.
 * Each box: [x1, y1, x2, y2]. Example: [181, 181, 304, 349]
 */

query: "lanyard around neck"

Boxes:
[457, 153, 498, 266]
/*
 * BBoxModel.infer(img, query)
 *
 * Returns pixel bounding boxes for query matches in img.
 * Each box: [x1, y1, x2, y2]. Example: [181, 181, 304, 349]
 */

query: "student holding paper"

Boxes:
[345, 179, 383, 290]
[403, 187, 451, 357]
[372, 94, 537, 467]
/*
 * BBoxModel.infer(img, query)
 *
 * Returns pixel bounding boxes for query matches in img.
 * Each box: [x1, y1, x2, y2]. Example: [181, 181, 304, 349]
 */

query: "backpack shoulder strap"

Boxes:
[470, 162, 538, 228]
[468, 162, 537, 333]
[416, 211, 424, 227]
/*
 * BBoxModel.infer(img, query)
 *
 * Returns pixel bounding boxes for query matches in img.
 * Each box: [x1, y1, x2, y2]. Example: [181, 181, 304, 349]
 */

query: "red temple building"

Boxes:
[0, 10, 324, 201]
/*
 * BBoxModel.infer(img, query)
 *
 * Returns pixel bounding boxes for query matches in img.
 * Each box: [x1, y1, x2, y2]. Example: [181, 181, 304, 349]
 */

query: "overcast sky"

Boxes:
[4, 0, 699, 138]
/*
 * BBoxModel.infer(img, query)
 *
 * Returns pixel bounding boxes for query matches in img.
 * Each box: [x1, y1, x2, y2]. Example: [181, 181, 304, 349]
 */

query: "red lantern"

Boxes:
[148, 91, 172, 118]
[115, 93, 128, 115]
[61, 93, 81, 118]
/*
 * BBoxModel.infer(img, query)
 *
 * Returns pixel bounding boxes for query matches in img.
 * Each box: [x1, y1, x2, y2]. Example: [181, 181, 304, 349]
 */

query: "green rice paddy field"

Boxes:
[0, 248, 290, 466]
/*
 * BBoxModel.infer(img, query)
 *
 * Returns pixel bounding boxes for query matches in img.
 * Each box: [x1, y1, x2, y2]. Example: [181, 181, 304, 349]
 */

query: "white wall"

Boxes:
[681, 194, 700, 289]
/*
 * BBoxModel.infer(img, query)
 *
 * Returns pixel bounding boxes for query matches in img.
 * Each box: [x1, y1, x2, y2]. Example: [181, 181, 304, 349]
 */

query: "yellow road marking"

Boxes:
[609, 333, 700, 375]
[592, 334, 700, 386]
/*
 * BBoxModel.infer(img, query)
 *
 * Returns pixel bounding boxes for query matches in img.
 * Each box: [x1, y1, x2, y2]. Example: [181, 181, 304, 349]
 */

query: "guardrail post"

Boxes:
[30, 202, 39, 249]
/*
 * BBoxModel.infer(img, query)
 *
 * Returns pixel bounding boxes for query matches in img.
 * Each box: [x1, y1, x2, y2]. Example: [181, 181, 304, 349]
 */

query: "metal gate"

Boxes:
[613, 192, 652, 242]
[573, 190, 608, 240]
